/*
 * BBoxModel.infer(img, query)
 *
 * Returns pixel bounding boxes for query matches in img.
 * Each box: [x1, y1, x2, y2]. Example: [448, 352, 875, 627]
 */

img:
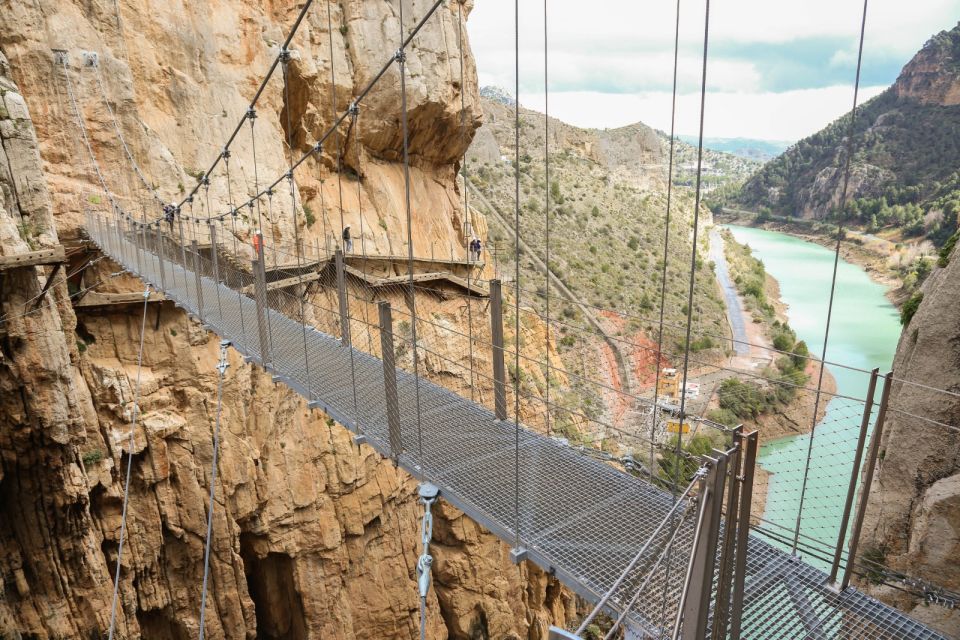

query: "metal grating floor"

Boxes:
[89, 220, 948, 639]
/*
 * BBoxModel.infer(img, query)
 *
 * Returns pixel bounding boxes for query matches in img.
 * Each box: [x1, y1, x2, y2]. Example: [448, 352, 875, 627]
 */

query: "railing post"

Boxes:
[489, 279, 507, 421]
[335, 249, 351, 346]
[209, 223, 222, 314]
[728, 430, 758, 640]
[178, 215, 188, 290]
[676, 451, 728, 640]
[712, 429, 744, 640]
[156, 224, 167, 290]
[252, 238, 272, 367]
[378, 301, 403, 461]
[134, 220, 144, 275]
[191, 239, 204, 317]
[841, 370, 893, 590]
[827, 368, 879, 589]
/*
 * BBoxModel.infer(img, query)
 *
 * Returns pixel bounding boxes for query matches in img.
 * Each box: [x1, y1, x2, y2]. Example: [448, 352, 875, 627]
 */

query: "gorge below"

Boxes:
[724, 224, 902, 563]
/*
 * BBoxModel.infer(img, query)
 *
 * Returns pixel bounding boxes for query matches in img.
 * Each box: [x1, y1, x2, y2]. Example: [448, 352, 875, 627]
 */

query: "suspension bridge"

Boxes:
[34, 0, 960, 637]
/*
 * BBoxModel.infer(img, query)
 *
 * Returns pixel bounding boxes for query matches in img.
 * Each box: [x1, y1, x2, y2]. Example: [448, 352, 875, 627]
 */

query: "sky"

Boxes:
[466, 0, 960, 142]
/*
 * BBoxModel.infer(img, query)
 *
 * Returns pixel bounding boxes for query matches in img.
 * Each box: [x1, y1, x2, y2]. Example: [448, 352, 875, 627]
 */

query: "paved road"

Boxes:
[709, 227, 750, 356]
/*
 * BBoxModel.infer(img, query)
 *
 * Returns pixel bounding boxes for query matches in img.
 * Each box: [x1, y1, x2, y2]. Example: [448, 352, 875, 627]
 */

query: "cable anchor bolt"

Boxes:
[217, 340, 231, 375]
[393, 49, 406, 64]
[246, 107, 257, 120]
[279, 48, 292, 64]
[348, 101, 360, 117]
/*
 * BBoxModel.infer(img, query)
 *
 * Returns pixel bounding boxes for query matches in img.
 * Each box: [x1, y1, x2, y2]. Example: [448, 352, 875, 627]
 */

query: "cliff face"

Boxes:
[0, 1, 574, 638]
[859, 243, 960, 638]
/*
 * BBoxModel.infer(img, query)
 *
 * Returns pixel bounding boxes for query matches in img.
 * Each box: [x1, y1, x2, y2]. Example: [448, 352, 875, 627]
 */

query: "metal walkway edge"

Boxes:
[87, 218, 947, 640]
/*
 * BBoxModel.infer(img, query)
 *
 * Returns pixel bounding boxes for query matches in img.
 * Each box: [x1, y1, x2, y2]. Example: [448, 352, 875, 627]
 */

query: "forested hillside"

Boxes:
[734, 24, 960, 248]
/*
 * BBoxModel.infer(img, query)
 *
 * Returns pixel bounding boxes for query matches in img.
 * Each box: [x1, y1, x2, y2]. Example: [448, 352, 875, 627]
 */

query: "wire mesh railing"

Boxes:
[85, 207, 956, 639]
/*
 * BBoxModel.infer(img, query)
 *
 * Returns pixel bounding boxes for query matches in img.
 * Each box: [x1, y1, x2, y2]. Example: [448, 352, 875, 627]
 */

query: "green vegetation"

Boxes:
[81, 449, 103, 466]
[657, 434, 714, 487]
[16, 217, 42, 251]
[900, 292, 924, 326]
[304, 204, 316, 228]
[861, 545, 889, 585]
[938, 229, 959, 267]
[711, 232, 811, 427]
[468, 104, 728, 349]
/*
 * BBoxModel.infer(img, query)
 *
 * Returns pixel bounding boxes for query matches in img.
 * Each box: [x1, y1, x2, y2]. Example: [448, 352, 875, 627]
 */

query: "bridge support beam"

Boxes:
[253, 247, 272, 367]
[378, 301, 403, 461]
[335, 249, 351, 346]
[677, 450, 728, 640]
[191, 239, 204, 317]
[827, 367, 879, 590]
[729, 430, 759, 640]
[156, 224, 167, 290]
[489, 279, 507, 421]
[841, 370, 893, 591]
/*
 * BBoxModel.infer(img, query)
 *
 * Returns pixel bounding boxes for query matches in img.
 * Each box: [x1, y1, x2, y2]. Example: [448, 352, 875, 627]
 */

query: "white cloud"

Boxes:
[516, 85, 888, 141]
[466, 0, 959, 140]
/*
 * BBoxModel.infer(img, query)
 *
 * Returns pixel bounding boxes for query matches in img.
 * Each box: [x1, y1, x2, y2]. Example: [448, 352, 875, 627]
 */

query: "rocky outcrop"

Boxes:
[0, 2, 575, 638]
[893, 22, 960, 106]
[859, 242, 960, 638]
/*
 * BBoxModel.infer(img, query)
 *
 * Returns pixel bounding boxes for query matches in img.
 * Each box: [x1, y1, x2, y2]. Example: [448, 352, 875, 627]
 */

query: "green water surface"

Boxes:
[723, 225, 902, 561]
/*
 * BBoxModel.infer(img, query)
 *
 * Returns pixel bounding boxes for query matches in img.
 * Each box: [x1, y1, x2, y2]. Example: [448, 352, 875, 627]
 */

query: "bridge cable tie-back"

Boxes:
[198, 340, 231, 639]
[417, 483, 440, 640]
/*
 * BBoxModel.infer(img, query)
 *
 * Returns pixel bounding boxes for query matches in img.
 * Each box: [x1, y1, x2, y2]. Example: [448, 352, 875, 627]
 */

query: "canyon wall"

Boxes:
[0, 1, 575, 637]
[859, 242, 960, 639]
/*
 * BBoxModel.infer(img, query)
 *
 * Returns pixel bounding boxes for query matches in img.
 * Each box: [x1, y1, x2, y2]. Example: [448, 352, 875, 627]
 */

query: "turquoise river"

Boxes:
[723, 225, 902, 563]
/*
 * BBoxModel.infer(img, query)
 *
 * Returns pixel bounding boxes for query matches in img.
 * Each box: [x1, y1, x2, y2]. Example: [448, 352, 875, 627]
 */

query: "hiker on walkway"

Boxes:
[470, 238, 482, 261]
[342, 225, 353, 253]
[163, 204, 175, 232]
[252, 229, 263, 258]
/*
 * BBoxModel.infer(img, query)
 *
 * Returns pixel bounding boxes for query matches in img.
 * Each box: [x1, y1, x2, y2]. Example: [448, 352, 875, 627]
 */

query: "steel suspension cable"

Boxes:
[455, 0, 476, 403]
[327, 0, 348, 248]
[651, 0, 683, 489]
[197, 341, 229, 640]
[604, 500, 696, 640]
[543, 0, 552, 437]
[397, 0, 426, 475]
[674, 0, 712, 483]
[512, 0, 522, 550]
[91, 62, 164, 208]
[107, 286, 151, 640]
[793, 0, 870, 554]
[575, 470, 704, 635]
[281, 54, 314, 402]
[349, 108, 368, 429]
[248, 115, 265, 234]
[654, 0, 686, 629]
[174, 0, 320, 212]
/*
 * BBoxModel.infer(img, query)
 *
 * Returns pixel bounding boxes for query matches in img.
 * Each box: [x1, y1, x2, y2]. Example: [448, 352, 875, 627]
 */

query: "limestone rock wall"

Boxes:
[0, 2, 574, 638]
[859, 242, 960, 638]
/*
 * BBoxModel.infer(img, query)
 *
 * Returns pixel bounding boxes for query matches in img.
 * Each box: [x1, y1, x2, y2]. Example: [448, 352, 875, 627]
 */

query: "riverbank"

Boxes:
[719, 212, 910, 306]
[710, 226, 837, 523]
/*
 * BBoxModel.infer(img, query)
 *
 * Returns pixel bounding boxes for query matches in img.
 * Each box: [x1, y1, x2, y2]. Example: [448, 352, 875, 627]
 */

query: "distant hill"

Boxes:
[677, 136, 791, 162]
[733, 22, 960, 248]
[479, 85, 516, 107]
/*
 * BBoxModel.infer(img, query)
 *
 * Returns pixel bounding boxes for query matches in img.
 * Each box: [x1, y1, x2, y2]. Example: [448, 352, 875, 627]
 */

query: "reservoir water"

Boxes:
[723, 225, 902, 561]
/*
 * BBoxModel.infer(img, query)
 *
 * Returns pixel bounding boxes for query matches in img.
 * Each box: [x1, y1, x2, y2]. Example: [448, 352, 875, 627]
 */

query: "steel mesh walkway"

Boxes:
[88, 217, 948, 639]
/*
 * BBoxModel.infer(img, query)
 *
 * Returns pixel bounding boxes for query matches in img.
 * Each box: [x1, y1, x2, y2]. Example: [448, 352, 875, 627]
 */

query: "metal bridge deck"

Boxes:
[89, 222, 946, 640]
